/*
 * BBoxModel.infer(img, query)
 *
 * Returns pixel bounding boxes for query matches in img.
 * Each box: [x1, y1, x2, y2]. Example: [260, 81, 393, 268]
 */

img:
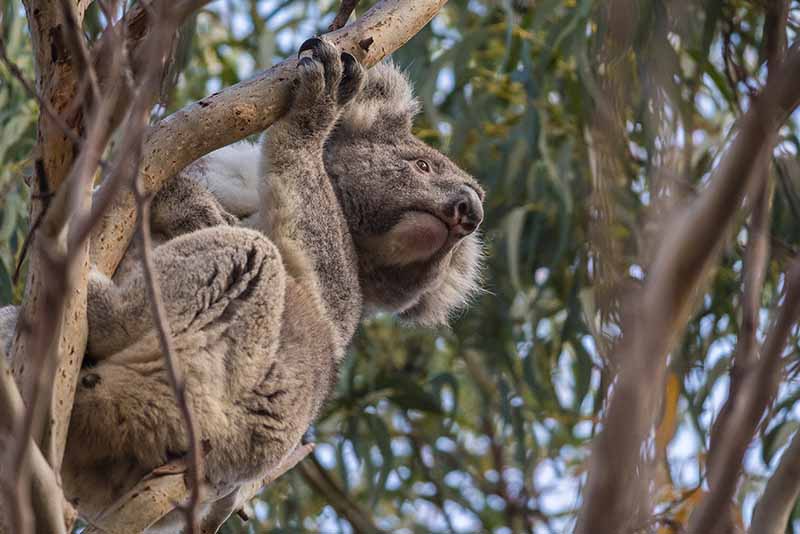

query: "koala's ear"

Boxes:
[335, 61, 421, 141]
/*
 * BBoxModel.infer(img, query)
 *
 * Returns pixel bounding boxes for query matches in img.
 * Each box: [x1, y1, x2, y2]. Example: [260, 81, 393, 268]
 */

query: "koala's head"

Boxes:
[323, 62, 485, 326]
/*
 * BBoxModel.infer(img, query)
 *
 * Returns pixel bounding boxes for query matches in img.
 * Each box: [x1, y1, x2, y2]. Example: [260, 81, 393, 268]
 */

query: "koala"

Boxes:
[0, 38, 484, 531]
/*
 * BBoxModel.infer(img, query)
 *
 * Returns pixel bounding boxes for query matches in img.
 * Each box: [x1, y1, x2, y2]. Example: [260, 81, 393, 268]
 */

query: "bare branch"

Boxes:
[749, 429, 800, 534]
[133, 149, 205, 534]
[688, 259, 800, 534]
[83, 443, 314, 534]
[0, 348, 71, 534]
[576, 40, 800, 534]
[329, 0, 361, 31]
[90, 0, 450, 276]
[703, 4, 786, 529]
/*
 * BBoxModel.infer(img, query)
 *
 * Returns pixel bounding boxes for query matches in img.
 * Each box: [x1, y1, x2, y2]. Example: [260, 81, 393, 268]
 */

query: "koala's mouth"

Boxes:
[361, 211, 451, 266]
[399, 211, 451, 261]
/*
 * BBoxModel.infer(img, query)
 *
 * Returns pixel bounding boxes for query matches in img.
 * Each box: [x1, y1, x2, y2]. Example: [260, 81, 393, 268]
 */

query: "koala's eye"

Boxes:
[416, 160, 431, 173]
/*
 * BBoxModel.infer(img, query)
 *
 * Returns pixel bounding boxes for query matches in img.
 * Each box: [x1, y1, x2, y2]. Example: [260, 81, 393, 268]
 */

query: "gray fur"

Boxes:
[0, 40, 484, 530]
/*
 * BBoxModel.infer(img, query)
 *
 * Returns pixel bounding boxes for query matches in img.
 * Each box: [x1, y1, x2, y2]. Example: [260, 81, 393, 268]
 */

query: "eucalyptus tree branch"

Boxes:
[576, 40, 800, 534]
[90, 0, 450, 276]
[0, 351, 71, 534]
[8, 2, 207, 532]
[704, 4, 786, 528]
[329, 0, 361, 31]
[82, 443, 314, 534]
[6, 89, 115, 534]
[133, 184, 204, 534]
[749, 428, 800, 534]
[688, 259, 800, 534]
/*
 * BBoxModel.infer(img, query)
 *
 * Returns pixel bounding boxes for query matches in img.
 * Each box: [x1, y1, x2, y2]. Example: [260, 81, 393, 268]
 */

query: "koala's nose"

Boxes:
[448, 186, 483, 237]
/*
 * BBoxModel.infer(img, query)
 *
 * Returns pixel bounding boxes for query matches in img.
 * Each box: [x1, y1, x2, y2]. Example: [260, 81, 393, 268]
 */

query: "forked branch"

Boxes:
[576, 39, 800, 534]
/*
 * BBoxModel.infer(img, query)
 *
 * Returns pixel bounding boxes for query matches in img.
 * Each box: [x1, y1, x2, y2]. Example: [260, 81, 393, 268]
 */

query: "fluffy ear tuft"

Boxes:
[334, 61, 421, 139]
[399, 234, 485, 327]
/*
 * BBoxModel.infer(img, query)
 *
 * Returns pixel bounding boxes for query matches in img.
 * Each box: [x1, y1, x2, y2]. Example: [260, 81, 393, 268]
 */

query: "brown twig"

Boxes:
[120, 5, 207, 531]
[329, 0, 361, 31]
[133, 171, 205, 534]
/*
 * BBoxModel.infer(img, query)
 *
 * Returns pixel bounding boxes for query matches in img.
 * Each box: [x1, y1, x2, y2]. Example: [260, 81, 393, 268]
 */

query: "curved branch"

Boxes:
[90, 0, 449, 276]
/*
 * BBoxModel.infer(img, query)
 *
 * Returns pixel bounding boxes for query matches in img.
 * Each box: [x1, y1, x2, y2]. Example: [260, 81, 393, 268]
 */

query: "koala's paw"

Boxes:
[293, 37, 364, 113]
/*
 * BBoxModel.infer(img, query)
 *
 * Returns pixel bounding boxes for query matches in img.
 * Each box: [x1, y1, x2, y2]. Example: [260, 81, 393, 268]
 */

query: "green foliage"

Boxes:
[4, 1, 800, 532]
[0, 3, 34, 304]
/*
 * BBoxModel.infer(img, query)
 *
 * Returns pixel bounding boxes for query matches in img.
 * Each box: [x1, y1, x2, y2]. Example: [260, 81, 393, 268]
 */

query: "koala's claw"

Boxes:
[294, 37, 343, 102]
[297, 37, 324, 58]
[337, 51, 365, 106]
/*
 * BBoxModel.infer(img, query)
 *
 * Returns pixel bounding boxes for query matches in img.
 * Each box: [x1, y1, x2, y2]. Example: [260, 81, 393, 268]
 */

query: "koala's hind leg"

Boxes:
[85, 226, 286, 362]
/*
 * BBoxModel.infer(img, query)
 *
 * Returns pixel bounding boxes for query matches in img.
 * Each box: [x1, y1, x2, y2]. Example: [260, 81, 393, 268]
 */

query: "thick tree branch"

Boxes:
[576, 40, 800, 534]
[90, 0, 450, 276]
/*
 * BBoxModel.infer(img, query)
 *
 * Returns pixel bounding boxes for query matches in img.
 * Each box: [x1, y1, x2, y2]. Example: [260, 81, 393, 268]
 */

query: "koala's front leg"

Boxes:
[261, 39, 365, 339]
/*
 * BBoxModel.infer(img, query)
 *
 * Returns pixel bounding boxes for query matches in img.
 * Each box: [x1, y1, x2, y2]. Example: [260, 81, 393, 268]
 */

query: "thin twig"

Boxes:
[133, 173, 204, 534]
[329, 0, 361, 31]
[112, 5, 207, 531]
